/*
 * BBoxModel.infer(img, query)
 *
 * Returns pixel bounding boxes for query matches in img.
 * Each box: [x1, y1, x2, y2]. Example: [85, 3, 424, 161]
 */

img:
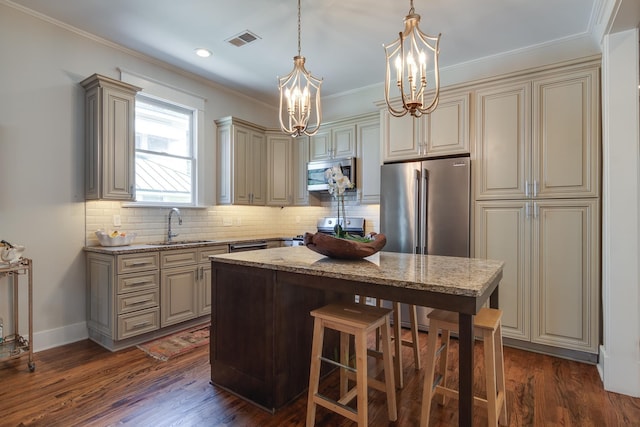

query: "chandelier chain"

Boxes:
[297, 0, 301, 56]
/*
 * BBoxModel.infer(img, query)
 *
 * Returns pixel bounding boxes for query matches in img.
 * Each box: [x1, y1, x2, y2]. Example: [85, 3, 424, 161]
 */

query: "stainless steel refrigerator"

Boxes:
[380, 155, 471, 330]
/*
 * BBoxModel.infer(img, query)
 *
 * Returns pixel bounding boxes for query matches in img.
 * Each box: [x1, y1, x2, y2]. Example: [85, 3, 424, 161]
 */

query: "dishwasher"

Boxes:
[229, 241, 268, 252]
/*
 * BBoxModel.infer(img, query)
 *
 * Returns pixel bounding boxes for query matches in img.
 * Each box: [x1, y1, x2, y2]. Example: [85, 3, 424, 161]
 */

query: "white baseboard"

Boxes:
[32, 321, 88, 352]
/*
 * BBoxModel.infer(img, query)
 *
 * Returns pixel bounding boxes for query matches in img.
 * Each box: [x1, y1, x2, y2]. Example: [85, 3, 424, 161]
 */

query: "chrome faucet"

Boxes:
[167, 208, 183, 242]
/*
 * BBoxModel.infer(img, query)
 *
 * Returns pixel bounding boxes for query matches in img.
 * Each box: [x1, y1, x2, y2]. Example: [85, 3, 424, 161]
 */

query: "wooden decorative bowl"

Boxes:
[303, 232, 386, 260]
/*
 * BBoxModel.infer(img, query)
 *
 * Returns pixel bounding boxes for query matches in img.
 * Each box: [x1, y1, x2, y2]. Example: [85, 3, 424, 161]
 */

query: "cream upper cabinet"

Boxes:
[532, 67, 600, 199]
[380, 109, 423, 162]
[216, 117, 266, 205]
[475, 81, 531, 199]
[424, 91, 470, 156]
[380, 91, 470, 162]
[356, 115, 381, 204]
[475, 64, 600, 200]
[81, 74, 141, 201]
[309, 123, 356, 161]
[475, 199, 600, 354]
[266, 132, 293, 206]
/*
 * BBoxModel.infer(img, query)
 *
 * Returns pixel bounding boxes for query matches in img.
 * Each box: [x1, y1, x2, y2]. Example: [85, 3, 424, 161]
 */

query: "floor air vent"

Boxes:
[226, 30, 261, 47]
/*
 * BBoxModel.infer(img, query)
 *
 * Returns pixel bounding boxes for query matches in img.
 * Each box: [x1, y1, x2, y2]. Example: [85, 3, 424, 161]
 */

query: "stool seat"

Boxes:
[306, 302, 397, 427]
[420, 308, 508, 427]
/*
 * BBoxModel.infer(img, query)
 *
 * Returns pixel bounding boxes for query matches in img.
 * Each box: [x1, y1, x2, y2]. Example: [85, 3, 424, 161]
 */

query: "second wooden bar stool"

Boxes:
[421, 308, 508, 427]
[306, 301, 397, 427]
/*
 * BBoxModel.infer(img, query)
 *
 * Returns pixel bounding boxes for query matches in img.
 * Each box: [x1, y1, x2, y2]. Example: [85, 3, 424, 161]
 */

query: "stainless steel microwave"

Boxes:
[307, 158, 356, 191]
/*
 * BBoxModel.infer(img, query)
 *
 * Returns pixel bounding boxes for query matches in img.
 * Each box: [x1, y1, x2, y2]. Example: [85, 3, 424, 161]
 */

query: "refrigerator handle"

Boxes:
[422, 168, 429, 255]
[414, 169, 421, 254]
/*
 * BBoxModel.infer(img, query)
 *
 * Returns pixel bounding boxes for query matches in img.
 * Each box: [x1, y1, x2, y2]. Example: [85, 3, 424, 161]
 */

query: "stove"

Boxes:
[316, 217, 366, 237]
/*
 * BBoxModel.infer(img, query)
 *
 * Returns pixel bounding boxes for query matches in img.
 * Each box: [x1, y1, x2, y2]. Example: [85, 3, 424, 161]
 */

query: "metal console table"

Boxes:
[0, 258, 34, 371]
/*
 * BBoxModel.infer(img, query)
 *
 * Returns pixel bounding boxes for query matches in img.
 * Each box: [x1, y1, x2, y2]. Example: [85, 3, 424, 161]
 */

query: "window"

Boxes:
[134, 95, 196, 205]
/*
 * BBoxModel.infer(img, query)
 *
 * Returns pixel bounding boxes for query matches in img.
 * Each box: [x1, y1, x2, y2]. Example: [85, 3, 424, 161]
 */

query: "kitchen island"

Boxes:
[209, 246, 504, 426]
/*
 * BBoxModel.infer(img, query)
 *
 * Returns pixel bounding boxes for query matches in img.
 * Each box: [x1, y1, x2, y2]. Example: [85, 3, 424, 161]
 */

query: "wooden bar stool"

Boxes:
[306, 301, 397, 427]
[420, 308, 507, 427]
[391, 302, 422, 389]
[358, 297, 421, 389]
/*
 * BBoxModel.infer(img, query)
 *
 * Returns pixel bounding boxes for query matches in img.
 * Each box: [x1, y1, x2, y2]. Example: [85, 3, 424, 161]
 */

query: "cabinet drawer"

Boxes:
[117, 271, 159, 294]
[198, 245, 229, 262]
[161, 249, 198, 268]
[117, 253, 159, 274]
[117, 289, 159, 315]
[117, 308, 159, 340]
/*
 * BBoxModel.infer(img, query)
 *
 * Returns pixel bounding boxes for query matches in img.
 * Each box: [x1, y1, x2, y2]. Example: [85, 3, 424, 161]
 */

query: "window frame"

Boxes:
[133, 94, 198, 207]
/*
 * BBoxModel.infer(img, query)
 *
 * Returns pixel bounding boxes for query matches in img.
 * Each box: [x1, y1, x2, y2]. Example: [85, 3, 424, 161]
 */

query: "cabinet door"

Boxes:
[475, 201, 531, 341]
[425, 92, 469, 156]
[357, 119, 381, 204]
[381, 109, 423, 162]
[332, 123, 357, 159]
[266, 134, 292, 206]
[161, 266, 198, 327]
[217, 123, 232, 204]
[82, 74, 139, 201]
[475, 82, 531, 200]
[233, 126, 252, 205]
[309, 129, 332, 161]
[87, 253, 115, 338]
[532, 68, 600, 198]
[531, 199, 599, 353]
[292, 137, 310, 205]
[248, 131, 266, 205]
[199, 265, 212, 316]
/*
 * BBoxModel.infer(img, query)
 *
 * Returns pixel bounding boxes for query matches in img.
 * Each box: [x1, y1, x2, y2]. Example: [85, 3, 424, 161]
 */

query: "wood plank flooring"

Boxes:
[0, 330, 638, 426]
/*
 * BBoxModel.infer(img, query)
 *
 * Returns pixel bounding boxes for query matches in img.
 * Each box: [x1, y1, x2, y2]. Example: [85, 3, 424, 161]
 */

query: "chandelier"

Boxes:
[278, 0, 323, 137]
[383, 0, 441, 118]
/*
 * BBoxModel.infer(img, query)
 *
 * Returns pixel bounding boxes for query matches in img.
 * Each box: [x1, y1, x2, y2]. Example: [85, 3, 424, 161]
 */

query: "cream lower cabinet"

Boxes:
[87, 244, 227, 350]
[87, 252, 160, 345]
[160, 245, 228, 327]
[474, 199, 600, 354]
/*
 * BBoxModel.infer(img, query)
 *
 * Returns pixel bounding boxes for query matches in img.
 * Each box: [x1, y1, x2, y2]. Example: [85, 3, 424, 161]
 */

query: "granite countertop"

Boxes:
[210, 246, 504, 298]
[83, 237, 286, 255]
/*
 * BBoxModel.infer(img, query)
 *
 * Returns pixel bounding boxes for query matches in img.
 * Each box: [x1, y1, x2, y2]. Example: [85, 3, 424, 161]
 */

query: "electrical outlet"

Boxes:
[113, 215, 121, 227]
[295, 216, 301, 224]
[236, 217, 242, 226]
[223, 217, 233, 227]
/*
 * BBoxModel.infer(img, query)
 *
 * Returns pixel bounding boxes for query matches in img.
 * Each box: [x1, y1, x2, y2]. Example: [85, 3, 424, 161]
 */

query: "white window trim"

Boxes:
[119, 68, 208, 208]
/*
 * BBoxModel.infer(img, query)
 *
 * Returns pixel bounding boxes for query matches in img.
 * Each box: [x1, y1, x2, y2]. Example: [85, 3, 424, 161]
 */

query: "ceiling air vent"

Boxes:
[226, 30, 261, 47]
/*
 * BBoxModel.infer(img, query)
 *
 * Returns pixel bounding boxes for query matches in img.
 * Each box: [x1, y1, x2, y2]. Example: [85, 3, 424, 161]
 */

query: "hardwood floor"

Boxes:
[0, 330, 638, 426]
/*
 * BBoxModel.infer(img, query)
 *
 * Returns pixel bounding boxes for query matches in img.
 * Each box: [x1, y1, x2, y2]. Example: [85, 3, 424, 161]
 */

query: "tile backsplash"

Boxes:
[85, 199, 380, 246]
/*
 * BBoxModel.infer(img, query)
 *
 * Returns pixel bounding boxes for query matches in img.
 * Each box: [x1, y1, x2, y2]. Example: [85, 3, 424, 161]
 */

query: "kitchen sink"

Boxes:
[153, 240, 215, 246]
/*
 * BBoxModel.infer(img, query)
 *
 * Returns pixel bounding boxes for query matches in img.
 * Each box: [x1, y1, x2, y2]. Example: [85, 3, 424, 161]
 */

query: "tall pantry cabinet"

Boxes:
[474, 59, 600, 358]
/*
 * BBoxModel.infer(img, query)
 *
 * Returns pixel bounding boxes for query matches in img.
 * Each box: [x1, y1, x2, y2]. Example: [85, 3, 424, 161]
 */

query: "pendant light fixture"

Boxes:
[278, 0, 323, 137]
[383, 0, 441, 118]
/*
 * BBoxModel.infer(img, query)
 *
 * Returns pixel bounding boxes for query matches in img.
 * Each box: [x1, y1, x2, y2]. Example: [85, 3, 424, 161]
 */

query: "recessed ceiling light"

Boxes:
[195, 48, 212, 58]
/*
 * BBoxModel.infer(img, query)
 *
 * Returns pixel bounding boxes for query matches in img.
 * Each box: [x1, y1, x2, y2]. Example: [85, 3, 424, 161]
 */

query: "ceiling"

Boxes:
[9, 0, 601, 104]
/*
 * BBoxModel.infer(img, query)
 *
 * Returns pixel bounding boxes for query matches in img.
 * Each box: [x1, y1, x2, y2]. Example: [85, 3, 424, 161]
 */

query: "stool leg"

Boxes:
[380, 316, 398, 421]
[420, 321, 440, 427]
[438, 328, 450, 406]
[339, 331, 350, 398]
[483, 328, 499, 427]
[392, 302, 404, 389]
[409, 304, 422, 370]
[306, 319, 325, 427]
[354, 329, 368, 427]
[495, 323, 508, 425]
